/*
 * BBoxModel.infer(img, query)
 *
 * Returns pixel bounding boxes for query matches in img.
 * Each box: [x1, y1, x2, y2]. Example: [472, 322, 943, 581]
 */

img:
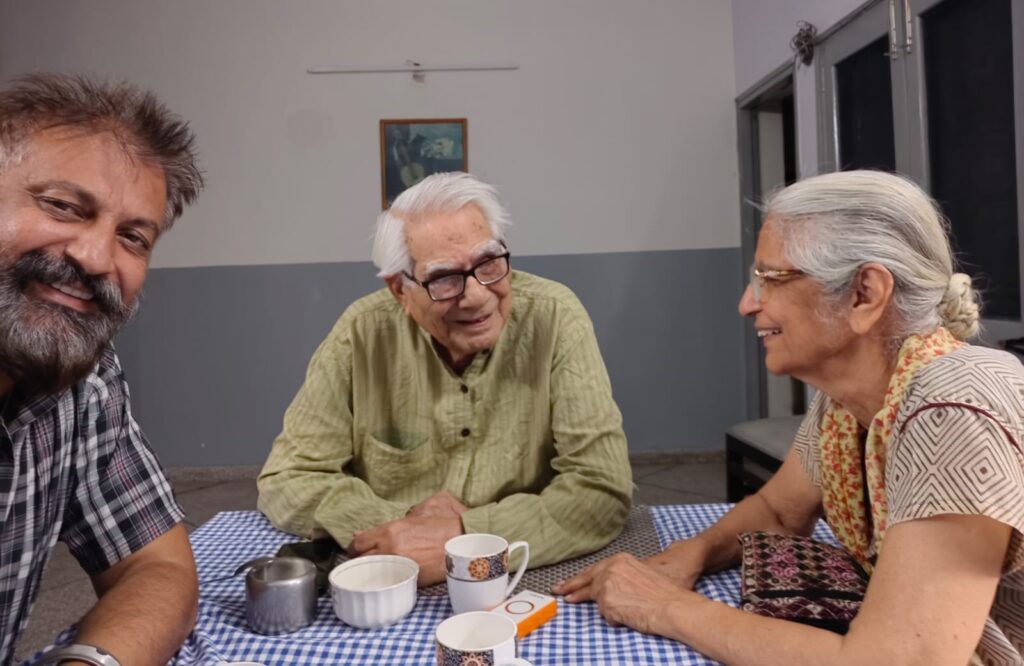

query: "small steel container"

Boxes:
[242, 556, 317, 635]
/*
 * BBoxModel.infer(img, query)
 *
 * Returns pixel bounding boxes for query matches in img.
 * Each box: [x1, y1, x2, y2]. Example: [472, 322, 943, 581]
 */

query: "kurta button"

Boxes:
[461, 428, 471, 437]
[460, 384, 469, 393]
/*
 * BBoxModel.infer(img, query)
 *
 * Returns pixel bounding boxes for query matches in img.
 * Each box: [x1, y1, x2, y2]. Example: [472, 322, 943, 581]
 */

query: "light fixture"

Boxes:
[307, 60, 519, 82]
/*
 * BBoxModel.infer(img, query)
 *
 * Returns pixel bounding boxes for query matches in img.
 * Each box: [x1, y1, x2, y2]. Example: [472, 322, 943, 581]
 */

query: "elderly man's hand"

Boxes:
[554, 553, 699, 636]
[406, 490, 468, 519]
[348, 515, 464, 586]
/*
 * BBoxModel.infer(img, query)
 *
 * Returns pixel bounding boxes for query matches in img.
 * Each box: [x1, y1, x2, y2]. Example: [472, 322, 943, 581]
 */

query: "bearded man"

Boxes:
[0, 73, 203, 666]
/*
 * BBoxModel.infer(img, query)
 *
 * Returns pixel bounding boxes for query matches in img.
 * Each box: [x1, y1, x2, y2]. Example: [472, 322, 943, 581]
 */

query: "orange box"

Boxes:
[489, 590, 558, 638]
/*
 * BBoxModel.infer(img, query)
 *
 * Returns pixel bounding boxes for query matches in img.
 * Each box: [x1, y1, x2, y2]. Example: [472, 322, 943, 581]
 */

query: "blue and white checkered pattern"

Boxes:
[651, 504, 838, 549]
[170, 508, 696, 664]
[159, 505, 838, 665]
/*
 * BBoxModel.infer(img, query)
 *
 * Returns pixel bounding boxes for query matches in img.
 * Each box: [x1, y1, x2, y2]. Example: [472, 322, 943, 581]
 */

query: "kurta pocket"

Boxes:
[354, 433, 439, 502]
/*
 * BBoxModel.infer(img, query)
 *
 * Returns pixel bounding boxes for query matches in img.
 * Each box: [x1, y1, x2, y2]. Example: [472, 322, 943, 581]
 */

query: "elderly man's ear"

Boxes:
[848, 262, 896, 335]
[385, 275, 413, 315]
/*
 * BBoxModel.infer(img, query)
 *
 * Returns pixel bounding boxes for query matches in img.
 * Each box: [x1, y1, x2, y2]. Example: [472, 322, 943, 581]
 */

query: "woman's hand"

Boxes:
[554, 537, 708, 603]
[555, 553, 701, 636]
[640, 538, 709, 590]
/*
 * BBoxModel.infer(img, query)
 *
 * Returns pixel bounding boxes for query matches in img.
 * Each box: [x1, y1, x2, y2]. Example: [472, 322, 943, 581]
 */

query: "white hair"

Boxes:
[764, 170, 981, 340]
[372, 172, 512, 278]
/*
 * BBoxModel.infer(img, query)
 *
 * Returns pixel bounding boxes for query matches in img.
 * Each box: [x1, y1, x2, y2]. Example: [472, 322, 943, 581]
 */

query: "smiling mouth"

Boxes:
[50, 281, 95, 301]
[31, 280, 97, 312]
[456, 313, 491, 327]
[757, 328, 781, 338]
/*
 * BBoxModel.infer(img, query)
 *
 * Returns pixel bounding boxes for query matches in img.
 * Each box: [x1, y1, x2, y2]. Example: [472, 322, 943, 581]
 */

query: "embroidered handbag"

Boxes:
[738, 531, 869, 634]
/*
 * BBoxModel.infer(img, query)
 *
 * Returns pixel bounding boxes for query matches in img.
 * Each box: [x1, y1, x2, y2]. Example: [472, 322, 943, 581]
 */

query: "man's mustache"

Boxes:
[12, 251, 129, 317]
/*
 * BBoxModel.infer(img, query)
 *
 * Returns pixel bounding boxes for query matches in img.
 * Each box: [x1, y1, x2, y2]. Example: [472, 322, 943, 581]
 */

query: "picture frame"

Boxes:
[380, 118, 467, 209]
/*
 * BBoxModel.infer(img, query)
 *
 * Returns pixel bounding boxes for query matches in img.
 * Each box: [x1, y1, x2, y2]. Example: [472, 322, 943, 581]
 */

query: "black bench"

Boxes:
[725, 415, 803, 502]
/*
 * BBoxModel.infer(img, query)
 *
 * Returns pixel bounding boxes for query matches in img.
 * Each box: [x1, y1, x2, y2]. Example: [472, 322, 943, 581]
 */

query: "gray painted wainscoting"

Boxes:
[114, 248, 746, 466]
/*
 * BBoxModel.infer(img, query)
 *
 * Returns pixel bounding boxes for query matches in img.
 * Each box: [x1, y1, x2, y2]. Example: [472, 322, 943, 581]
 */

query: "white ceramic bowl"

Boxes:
[329, 555, 418, 629]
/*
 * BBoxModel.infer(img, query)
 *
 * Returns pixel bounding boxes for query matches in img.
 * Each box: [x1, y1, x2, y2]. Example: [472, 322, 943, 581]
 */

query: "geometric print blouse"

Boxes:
[793, 344, 1024, 666]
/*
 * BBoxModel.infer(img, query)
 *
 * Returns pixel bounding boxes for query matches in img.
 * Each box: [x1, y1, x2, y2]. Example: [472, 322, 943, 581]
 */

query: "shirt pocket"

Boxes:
[354, 433, 438, 502]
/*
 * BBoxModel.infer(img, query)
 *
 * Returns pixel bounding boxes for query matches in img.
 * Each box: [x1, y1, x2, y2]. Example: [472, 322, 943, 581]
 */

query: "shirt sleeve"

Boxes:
[257, 319, 408, 543]
[791, 391, 829, 487]
[60, 352, 184, 575]
[460, 303, 633, 567]
[887, 402, 1024, 572]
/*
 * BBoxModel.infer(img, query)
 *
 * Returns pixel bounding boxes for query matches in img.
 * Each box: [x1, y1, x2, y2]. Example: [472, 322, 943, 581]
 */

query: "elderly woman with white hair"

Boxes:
[555, 170, 1024, 666]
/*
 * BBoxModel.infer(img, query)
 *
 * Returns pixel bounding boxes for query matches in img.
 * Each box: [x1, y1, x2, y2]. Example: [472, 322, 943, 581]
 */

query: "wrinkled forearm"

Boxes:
[690, 492, 792, 573]
[658, 595, 847, 666]
[661, 451, 823, 578]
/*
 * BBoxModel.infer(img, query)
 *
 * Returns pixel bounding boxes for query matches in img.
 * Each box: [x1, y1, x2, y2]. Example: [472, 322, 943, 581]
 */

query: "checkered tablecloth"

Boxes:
[171, 505, 752, 665]
[36, 505, 839, 665]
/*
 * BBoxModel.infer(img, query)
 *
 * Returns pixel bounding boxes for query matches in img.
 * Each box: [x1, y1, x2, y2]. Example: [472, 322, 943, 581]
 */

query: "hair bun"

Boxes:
[938, 273, 980, 340]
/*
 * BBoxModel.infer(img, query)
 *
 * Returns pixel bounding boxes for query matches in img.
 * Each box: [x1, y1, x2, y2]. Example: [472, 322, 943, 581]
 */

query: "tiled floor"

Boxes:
[12, 458, 727, 663]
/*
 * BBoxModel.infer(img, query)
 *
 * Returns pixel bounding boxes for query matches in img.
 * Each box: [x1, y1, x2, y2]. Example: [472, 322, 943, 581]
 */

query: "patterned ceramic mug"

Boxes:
[444, 534, 529, 614]
[435, 612, 533, 666]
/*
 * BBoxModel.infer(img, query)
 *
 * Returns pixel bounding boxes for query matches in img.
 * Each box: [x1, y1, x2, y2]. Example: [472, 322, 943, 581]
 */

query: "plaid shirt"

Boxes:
[0, 346, 184, 664]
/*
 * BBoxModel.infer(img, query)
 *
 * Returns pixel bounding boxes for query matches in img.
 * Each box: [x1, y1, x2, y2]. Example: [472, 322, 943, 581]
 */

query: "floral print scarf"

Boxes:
[819, 327, 963, 573]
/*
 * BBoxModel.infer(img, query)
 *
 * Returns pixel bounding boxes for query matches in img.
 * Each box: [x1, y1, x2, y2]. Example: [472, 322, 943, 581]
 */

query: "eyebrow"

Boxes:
[128, 217, 163, 239]
[420, 261, 461, 280]
[29, 180, 164, 236]
[470, 240, 505, 262]
[420, 241, 506, 280]
[28, 180, 99, 215]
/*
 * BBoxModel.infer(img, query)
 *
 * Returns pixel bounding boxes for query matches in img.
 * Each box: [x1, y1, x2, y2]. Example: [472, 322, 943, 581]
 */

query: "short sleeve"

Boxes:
[888, 403, 1024, 572]
[60, 352, 184, 574]
[792, 391, 830, 487]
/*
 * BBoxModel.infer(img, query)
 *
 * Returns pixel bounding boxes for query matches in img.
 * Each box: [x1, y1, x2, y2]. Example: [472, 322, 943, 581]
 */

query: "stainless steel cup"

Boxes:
[242, 556, 317, 635]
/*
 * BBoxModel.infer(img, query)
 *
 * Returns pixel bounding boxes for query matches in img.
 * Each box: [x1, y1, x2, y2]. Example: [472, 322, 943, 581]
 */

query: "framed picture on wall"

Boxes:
[380, 118, 467, 208]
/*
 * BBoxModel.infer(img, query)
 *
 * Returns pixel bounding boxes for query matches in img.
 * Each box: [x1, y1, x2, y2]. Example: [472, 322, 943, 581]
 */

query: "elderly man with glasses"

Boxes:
[258, 173, 632, 585]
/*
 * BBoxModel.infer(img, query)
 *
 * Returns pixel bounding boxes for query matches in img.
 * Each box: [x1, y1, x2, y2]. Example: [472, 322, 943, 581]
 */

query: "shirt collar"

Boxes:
[2, 386, 64, 436]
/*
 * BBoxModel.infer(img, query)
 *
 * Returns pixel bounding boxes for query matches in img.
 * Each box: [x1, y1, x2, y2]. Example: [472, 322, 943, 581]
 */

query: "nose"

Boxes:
[458, 273, 491, 308]
[64, 223, 116, 278]
[738, 282, 760, 316]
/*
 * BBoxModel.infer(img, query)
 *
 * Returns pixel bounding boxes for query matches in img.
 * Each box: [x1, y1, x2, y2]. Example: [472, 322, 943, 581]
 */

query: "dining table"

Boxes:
[34, 503, 836, 666]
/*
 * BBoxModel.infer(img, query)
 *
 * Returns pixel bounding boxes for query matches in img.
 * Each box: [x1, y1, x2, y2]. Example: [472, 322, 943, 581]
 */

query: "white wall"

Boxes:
[0, 0, 740, 269]
[731, 0, 871, 178]
[730, 0, 871, 95]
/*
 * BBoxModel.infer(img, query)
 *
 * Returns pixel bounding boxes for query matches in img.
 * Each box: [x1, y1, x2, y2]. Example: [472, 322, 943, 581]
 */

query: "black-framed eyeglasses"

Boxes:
[749, 265, 805, 302]
[404, 250, 511, 302]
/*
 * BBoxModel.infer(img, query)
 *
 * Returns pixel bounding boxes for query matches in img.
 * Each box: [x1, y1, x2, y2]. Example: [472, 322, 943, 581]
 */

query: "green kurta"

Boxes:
[257, 270, 632, 567]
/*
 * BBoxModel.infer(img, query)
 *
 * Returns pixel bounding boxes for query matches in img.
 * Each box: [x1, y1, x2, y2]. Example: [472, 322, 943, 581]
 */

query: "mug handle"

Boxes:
[505, 541, 530, 599]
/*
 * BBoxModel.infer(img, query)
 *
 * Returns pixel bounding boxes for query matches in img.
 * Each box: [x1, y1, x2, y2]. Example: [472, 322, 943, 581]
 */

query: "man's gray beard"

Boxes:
[0, 251, 138, 398]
